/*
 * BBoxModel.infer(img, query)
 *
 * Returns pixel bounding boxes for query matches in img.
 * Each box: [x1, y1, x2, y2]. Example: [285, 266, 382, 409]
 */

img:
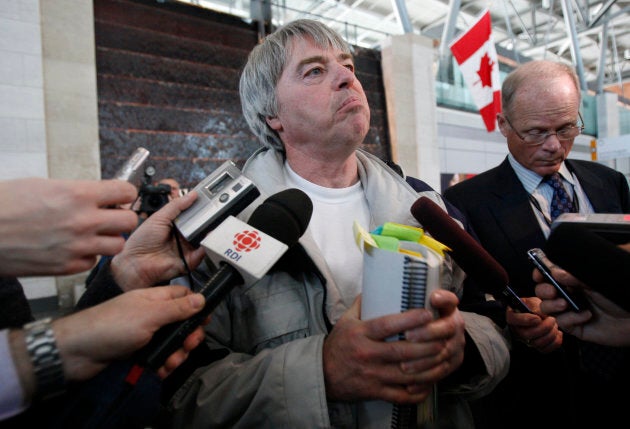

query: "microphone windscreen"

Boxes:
[545, 222, 630, 311]
[248, 188, 313, 246]
[410, 197, 509, 296]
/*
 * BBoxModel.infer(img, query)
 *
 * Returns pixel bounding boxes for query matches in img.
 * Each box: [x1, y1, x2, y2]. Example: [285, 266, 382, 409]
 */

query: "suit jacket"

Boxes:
[443, 157, 630, 429]
[443, 157, 630, 298]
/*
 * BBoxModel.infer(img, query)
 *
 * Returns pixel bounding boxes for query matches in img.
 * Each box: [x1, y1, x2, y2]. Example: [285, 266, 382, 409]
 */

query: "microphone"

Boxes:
[137, 188, 313, 371]
[545, 222, 630, 312]
[112, 147, 150, 187]
[410, 196, 532, 313]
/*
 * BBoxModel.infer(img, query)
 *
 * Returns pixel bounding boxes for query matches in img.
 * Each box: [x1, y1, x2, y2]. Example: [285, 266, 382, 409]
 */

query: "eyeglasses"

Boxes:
[503, 112, 584, 146]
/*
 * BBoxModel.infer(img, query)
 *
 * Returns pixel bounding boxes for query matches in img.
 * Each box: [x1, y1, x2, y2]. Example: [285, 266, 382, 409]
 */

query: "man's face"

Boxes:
[266, 37, 370, 159]
[159, 179, 180, 200]
[497, 75, 581, 177]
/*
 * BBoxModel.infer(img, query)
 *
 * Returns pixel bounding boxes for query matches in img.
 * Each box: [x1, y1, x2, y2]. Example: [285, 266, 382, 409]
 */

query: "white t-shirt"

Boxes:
[284, 164, 370, 323]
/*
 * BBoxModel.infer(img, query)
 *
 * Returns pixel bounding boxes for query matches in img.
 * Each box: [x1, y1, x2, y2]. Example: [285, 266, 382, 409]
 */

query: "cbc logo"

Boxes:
[233, 230, 261, 252]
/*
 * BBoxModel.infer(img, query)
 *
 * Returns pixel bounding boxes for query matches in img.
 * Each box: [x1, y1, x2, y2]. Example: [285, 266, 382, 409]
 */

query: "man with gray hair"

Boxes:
[169, 19, 509, 428]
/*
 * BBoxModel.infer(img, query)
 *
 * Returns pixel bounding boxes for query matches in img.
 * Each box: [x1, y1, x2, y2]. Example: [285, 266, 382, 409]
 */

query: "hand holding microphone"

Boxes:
[0, 178, 138, 277]
[136, 188, 313, 371]
[108, 190, 208, 293]
[101, 161, 260, 294]
[411, 197, 567, 352]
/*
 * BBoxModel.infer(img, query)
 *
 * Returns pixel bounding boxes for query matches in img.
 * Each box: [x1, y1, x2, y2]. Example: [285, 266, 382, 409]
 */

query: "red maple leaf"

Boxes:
[476, 52, 494, 87]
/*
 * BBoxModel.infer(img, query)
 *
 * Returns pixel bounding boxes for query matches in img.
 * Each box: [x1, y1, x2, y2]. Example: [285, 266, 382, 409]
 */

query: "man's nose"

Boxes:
[541, 132, 562, 149]
[335, 64, 355, 89]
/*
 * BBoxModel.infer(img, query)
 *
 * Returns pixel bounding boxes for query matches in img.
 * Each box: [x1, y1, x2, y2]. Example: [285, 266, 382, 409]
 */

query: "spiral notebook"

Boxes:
[354, 223, 443, 428]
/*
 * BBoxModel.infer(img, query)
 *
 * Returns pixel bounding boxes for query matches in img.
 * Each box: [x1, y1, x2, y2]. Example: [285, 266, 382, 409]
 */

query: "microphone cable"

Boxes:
[172, 220, 195, 288]
[97, 221, 197, 428]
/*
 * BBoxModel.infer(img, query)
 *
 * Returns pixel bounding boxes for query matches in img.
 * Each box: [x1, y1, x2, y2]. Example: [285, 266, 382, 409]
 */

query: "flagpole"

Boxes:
[438, 0, 462, 83]
[560, 0, 588, 91]
[500, 0, 521, 63]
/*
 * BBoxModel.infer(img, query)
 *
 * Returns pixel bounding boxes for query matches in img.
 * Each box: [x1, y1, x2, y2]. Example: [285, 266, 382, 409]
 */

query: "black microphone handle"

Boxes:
[135, 189, 313, 372]
[138, 263, 243, 371]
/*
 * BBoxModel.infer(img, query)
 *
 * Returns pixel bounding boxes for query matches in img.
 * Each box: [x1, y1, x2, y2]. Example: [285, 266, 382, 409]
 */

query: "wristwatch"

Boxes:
[23, 317, 66, 399]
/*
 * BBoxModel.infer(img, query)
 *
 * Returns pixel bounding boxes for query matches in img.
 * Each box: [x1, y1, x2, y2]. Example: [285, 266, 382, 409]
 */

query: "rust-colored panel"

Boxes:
[95, 0, 391, 187]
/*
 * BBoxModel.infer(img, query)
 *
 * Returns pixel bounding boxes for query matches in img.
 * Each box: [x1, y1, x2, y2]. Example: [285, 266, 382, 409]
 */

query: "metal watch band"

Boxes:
[23, 317, 66, 399]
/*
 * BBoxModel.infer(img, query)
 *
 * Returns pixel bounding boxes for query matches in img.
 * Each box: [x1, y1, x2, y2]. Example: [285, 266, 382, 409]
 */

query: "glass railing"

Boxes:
[620, 105, 630, 135]
[581, 93, 597, 136]
[435, 62, 618, 138]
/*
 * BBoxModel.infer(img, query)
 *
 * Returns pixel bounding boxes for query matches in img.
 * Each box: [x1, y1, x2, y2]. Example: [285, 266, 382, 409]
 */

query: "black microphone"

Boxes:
[410, 196, 532, 313]
[545, 222, 630, 312]
[137, 188, 313, 371]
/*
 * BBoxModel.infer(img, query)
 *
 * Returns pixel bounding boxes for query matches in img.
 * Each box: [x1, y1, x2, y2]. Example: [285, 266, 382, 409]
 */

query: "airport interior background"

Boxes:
[1, 0, 629, 315]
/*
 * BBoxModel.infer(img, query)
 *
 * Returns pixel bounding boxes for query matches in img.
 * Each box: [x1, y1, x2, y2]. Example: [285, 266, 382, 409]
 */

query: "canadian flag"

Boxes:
[449, 9, 501, 132]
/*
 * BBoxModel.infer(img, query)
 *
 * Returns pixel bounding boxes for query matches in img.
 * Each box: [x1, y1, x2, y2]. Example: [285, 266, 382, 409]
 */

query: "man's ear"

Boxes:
[266, 116, 282, 132]
[497, 114, 509, 138]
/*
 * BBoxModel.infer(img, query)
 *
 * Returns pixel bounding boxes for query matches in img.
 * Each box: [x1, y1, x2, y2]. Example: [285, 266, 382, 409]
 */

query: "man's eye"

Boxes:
[344, 64, 355, 72]
[526, 129, 545, 137]
[305, 67, 323, 77]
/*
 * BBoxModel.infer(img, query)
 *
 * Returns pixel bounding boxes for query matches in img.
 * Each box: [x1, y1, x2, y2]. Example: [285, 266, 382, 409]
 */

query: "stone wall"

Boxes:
[95, 0, 391, 190]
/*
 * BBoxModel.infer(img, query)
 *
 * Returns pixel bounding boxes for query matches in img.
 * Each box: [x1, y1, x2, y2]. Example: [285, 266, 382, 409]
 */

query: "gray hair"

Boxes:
[501, 60, 581, 116]
[239, 19, 353, 151]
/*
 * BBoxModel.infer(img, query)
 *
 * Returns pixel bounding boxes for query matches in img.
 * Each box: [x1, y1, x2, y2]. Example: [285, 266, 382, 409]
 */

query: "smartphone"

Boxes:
[527, 248, 586, 312]
[501, 286, 533, 313]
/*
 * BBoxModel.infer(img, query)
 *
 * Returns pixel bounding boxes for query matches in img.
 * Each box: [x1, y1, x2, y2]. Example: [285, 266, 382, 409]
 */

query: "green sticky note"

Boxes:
[370, 234, 400, 251]
[380, 222, 423, 242]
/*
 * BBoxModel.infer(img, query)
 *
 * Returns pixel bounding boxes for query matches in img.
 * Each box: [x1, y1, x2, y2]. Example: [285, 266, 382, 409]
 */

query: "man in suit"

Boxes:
[443, 59, 630, 429]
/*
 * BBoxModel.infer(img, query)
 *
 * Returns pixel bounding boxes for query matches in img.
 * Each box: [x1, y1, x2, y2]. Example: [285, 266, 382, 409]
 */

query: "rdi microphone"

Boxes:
[138, 188, 313, 371]
[545, 222, 630, 312]
[410, 196, 532, 313]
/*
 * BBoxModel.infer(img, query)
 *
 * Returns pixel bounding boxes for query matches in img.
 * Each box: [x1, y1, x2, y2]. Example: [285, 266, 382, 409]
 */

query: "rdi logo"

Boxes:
[232, 230, 262, 252]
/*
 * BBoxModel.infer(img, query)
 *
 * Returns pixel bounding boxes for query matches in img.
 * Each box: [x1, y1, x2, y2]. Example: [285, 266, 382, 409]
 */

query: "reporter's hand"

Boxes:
[535, 262, 630, 347]
[0, 178, 138, 276]
[322, 290, 465, 404]
[111, 191, 206, 291]
[54, 285, 207, 381]
[506, 296, 563, 353]
[534, 263, 587, 316]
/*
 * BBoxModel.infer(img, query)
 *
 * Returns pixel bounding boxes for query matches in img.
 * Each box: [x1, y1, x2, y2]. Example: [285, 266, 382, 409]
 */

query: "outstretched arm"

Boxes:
[8, 285, 207, 404]
[0, 178, 138, 276]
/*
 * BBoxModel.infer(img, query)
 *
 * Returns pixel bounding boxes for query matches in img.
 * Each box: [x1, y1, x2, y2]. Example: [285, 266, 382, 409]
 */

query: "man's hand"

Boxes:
[111, 191, 206, 291]
[0, 178, 138, 276]
[535, 259, 630, 347]
[54, 285, 207, 380]
[323, 290, 465, 404]
[506, 296, 563, 353]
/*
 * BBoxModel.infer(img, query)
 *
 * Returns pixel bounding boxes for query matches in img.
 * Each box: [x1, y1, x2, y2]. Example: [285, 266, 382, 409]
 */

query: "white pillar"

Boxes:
[380, 33, 440, 191]
[596, 91, 630, 177]
[1, 0, 100, 304]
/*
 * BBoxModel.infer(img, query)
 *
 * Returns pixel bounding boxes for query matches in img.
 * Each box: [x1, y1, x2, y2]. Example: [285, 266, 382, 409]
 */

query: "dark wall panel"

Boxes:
[95, 0, 391, 189]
